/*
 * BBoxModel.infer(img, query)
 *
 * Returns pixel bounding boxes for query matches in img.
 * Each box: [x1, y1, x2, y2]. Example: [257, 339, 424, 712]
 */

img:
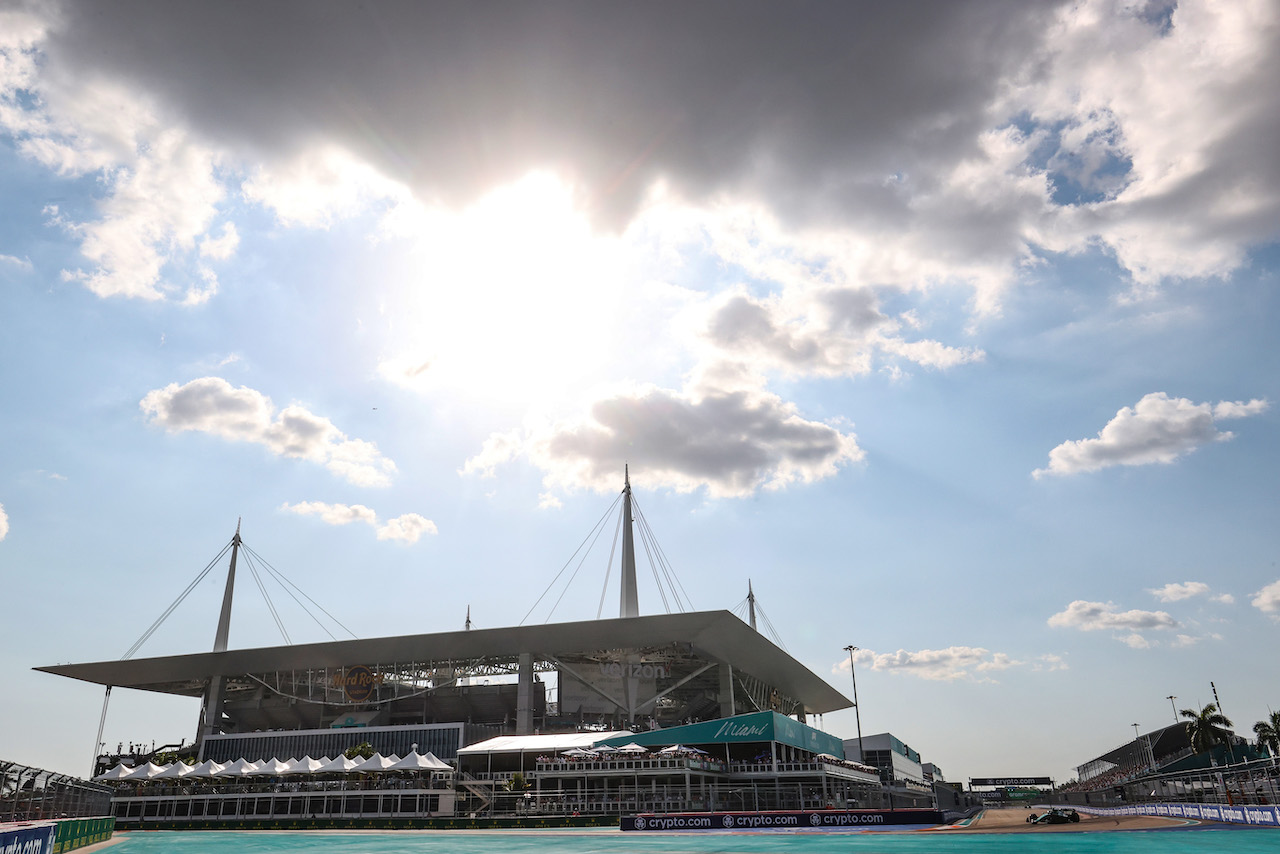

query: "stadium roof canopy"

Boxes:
[36, 609, 852, 715]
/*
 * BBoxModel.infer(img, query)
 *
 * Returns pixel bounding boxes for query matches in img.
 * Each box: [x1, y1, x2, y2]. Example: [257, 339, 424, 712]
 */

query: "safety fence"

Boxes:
[1, 761, 113, 822]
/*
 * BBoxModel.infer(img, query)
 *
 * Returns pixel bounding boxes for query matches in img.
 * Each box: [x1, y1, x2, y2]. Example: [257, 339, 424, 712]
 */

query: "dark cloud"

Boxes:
[42, 0, 1062, 228]
[464, 384, 863, 497]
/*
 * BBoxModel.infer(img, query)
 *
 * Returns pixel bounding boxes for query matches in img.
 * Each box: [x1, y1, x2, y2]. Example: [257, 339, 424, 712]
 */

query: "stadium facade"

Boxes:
[36, 474, 897, 823]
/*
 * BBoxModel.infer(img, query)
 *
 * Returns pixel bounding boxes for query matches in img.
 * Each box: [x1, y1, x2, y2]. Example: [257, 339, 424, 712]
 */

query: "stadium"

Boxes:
[37, 473, 896, 825]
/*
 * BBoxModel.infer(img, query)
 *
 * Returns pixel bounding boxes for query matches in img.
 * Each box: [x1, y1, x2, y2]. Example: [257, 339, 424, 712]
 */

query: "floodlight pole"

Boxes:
[1167, 695, 1178, 724]
[844, 645, 864, 755]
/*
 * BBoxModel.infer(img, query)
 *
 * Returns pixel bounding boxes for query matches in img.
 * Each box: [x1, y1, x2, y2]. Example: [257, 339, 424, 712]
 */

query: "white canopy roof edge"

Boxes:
[151, 761, 197, 779]
[355, 753, 401, 771]
[92, 763, 136, 781]
[188, 759, 226, 778]
[315, 755, 362, 774]
[122, 762, 170, 780]
[387, 751, 452, 772]
[214, 758, 261, 777]
[457, 731, 630, 756]
[248, 758, 293, 776]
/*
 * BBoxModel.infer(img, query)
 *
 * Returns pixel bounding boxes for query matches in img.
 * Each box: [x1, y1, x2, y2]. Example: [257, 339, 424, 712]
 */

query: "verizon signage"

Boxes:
[970, 776, 1053, 787]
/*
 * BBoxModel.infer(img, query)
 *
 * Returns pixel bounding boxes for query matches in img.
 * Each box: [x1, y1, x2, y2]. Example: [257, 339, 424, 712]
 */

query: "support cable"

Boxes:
[632, 496, 694, 611]
[242, 551, 290, 644]
[121, 541, 234, 659]
[240, 543, 357, 640]
[595, 511, 624, 620]
[521, 491, 622, 625]
[756, 603, 789, 652]
[636, 519, 672, 613]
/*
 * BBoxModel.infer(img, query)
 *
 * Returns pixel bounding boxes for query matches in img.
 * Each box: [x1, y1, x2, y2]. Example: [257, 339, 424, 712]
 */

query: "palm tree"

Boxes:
[1254, 711, 1280, 757]
[1180, 703, 1233, 753]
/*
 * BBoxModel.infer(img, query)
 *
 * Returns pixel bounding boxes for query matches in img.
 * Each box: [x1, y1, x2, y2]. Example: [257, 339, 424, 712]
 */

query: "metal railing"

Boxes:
[1052, 757, 1280, 808]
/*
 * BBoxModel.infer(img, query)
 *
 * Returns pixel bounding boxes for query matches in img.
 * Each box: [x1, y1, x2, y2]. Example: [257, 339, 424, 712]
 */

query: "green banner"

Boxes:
[598, 711, 844, 756]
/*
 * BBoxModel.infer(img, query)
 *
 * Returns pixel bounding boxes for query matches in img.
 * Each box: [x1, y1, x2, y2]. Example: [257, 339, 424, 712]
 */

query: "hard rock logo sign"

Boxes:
[332, 665, 383, 702]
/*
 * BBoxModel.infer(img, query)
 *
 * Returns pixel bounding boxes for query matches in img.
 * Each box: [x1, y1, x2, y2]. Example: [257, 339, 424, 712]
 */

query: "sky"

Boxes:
[1, 0, 1278, 784]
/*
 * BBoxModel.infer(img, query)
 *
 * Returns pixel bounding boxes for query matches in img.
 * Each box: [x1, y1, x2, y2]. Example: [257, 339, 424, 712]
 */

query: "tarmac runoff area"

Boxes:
[935, 807, 1198, 832]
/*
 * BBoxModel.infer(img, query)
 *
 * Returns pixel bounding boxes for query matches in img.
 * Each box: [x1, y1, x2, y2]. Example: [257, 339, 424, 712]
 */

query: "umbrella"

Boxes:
[657, 745, 686, 754]
[615, 744, 650, 754]
[92, 763, 135, 781]
[561, 748, 598, 758]
[592, 744, 619, 753]
[152, 761, 197, 780]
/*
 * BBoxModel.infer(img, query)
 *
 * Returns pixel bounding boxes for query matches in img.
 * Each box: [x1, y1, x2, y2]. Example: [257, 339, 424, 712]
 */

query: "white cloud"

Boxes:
[1033, 393, 1268, 478]
[4, 0, 1278, 320]
[0, 502, 8, 541]
[1120, 633, 1151, 650]
[1048, 600, 1178, 632]
[538, 493, 563, 511]
[1011, 0, 1280, 290]
[1211, 593, 1235, 605]
[281, 501, 437, 544]
[1214, 399, 1270, 420]
[836, 646, 1023, 682]
[1172, 632, 1223, 648]
[141, 377, 397, 487]
[374, 513, 437, 544]
[464, 383, 863, 499]
[1149, 581, 1210, 602]
[199, 222, 239, 260]
[241, 146, 411, 229]
[1032, 654, 1068, 672]
[700, 286, 983, 380]
[1251, 580, 1280, 614]
[0, 253, 32, 271]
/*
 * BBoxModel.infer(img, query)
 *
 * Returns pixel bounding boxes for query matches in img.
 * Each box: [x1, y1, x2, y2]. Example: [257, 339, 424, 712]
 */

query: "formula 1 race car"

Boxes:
[1028, 808, 1081, 825]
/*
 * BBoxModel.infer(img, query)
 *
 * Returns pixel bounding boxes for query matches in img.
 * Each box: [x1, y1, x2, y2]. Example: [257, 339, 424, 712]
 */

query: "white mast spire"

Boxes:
[620, 466, 639, 618]
[212, 519, 242, 652]
[748, 579, 757, 631]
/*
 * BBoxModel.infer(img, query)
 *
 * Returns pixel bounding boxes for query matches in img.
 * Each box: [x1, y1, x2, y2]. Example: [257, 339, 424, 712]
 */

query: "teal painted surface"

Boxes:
[101, 827, 1278, 853]
[596, 711, 842, 755]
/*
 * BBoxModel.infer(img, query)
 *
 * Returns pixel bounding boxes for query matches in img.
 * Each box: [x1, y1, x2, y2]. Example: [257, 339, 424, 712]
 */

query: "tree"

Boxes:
[344, 741, 374, 760]
[1254, 711, 1280, 756]
[1180, 703, 1233, 754]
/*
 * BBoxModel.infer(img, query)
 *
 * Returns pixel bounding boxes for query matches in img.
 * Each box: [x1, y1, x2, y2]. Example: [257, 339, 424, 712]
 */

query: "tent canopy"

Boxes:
[388, 751, 452, 772]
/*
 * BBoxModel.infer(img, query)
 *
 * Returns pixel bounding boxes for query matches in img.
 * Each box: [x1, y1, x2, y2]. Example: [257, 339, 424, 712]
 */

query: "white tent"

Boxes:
[248, 758, 292, 776]
[151, 761, 197, 780]
[615, 744, 650, 754]
[283, 755, 327, 774]
[92, 763, 135, 781]
[354, 753, 400, 772]
[388, 751, 453, 772]
[314, 755, 362, 774]
[122, 762, 170, 780]
[214, 758, 262, 777]
[187, 760, 226, 778]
